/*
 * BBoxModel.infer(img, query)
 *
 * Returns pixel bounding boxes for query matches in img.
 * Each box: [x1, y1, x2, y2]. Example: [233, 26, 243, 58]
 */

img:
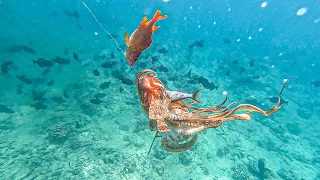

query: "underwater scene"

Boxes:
[0, 0, 320, 179]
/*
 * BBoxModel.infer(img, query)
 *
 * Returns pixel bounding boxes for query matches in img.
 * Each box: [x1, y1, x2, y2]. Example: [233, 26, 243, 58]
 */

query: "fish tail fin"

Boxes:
[32, 60, 36, 64]
[192, 89, 202, 103]
[149, 10, 168, 26]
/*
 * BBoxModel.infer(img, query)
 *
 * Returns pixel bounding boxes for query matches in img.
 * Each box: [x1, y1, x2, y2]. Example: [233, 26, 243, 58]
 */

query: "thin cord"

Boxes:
[81, 1, 125, 54]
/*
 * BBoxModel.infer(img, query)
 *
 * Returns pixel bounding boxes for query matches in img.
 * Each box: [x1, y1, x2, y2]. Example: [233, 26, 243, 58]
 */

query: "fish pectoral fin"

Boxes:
[124, 32, 130, 45]
[152, 25, 160, 32]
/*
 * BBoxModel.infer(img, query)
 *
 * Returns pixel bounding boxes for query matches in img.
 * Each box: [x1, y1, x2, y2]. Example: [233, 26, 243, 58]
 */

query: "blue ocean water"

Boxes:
[0, 0, 319, 179]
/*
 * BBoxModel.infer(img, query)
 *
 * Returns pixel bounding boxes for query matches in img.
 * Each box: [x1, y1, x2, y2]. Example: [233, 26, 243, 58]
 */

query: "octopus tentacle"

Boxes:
[162, 134, 198, 152]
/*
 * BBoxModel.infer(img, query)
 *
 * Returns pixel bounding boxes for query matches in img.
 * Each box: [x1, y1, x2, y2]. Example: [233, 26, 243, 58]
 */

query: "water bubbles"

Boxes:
[198, 25, 201, 28]
[222, 91, 227, 96]
[94, 32, 99, 35]
[261, 2, 267, 8]
[283, 79, 288, 83]
[264, 56, 269, 60]
[190, 6, 193, 10]
[314, 18, 320, 24]
[258, 28, 263, 32]
[278, 52, 284, 56]
[271, 65, 275, 68]
[228, 8, 231, 12]
[162, 0, 170, 3]
[184, 17, 187, 21]
[213, 22, 216, 25]
[237, 39, 241, 42]
[312, 64, 315, 66]
[248, 36, 252, 40]
[296, 8, 307, 16]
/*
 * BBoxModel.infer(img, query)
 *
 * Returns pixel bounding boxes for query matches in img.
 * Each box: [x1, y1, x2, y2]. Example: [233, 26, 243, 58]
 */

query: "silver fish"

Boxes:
[166, 89, 201, 103]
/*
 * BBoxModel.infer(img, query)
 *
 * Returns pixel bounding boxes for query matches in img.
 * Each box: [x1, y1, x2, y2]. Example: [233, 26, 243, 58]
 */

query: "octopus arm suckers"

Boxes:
[162, 134, 198, 152]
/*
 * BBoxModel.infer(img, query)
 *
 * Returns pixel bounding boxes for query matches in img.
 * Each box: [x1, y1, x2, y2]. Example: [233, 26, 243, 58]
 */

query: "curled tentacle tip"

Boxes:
[222, 91, 227, 96]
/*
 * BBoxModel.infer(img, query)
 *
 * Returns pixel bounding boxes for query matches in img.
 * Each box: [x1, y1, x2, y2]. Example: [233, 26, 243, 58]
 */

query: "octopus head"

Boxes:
[139, 76, 163, 97]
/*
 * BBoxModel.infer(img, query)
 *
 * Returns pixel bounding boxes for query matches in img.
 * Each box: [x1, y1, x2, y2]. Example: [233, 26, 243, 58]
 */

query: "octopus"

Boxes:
[136, 69, 292, 152]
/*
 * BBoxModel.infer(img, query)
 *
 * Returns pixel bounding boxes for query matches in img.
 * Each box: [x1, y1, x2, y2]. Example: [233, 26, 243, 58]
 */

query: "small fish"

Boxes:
[187, 69, 192, 77]
[90, 98, 103, 104]
[194, 40, 204, 48]
[53, 56, 70, 65]
[46, 80, 54, 86]
[63, 88, 70, 99]
[223, 38, 231, 44]
[268, 96, 289, 105]
[151, 55, 159, 63]
[111, 52, 115, 59]
[157, 47, 168, 54]
[32, 90, 47, 101]
[0, 104, 15, 113]
[124, 10, 168, 67]
[63, 10, 80, 19]
[99, 81, 111, 89]
[188, 40, 204, 49]
[166, 89, 201, 103]
[233, 59, 239, 64]
[34, 101, 48, 110]
[121, 77, 134, 85]
[7, 45, 36, 54]
[93, 69, 100, 76]
[119, 86, 124, 93]
[1, 61, 13, 74]
[250, 59, 255, 67]
[240, 67, 246, 74]
[111, 70, 125, 80]
[226, 70, 230, 76]
[158, 65, 168, 72]
[33, 58, 53, 68]
[73, 52, 80, 62]
[16, 75, 33, 84]
[197, 76, 218, 90]
[101, 61, 115, 68]
[51, 96, 65, 104]
[311, 80, 320, 87]
[95, 93, 107, 98]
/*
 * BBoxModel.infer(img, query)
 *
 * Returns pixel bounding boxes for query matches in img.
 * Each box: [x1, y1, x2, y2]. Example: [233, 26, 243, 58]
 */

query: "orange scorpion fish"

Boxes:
[124, 10, 168, 67]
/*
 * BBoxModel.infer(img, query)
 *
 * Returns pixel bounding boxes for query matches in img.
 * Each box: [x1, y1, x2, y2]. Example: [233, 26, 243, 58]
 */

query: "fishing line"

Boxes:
[81, 1, 125, 54]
